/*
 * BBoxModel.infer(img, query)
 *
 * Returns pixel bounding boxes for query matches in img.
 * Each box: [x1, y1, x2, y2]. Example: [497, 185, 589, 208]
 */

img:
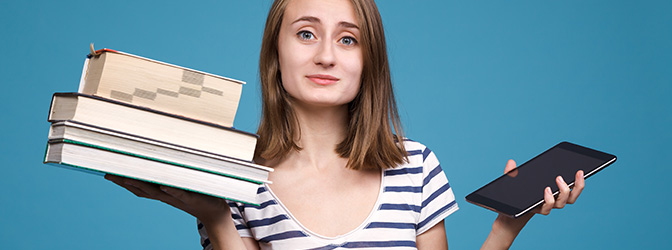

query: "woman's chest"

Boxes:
[241, 167, 429, 249]
[267, 169, 382, 237]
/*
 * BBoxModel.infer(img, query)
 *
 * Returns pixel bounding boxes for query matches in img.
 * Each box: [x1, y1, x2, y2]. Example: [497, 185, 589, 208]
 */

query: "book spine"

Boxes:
[47, 94, 59, 121]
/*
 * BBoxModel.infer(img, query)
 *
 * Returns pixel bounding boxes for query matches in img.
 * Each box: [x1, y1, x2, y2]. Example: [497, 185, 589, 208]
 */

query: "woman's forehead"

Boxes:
[283, 0, 359, 26]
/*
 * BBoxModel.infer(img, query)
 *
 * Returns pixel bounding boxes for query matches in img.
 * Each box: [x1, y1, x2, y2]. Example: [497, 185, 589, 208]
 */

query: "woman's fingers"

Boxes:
[567, 170, 585, 204]
[121, 182, 153, 198]
[104, 174, 232, 223]
[105, 175, 150, 197]
[537, 170, 585, 216]
[158, 186, 195, 210]
[554, 176, 571, 209]
[160, 186, 191, 203]
[105, 174, 186, 208]
[504, 159, 517, 174]
[539, 187, 554, 215]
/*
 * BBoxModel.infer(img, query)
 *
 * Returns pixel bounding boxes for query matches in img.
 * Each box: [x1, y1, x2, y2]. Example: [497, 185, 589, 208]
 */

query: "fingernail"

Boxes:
[546, 187, 552, 194]
[558, 175, 565, 183]
[579, 170, 584, 178]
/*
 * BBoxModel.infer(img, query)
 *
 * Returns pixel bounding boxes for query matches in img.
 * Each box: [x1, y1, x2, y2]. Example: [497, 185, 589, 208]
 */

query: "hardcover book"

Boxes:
[48, 92, 257, 162]
[45, 140, 262, 205]
[49, 121, 272, 184]
[80, 48, 244, 127]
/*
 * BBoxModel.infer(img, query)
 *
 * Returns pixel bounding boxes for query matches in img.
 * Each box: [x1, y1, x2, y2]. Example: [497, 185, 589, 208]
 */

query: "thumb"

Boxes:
[504, 159, 517, 174]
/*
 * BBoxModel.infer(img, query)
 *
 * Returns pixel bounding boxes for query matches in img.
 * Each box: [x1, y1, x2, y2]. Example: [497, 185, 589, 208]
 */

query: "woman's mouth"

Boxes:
[306, 74, 339, 85]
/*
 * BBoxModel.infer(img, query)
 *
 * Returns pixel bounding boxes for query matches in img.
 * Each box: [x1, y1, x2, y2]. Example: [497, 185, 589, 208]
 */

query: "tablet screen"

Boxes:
[475, 146, 609, 212]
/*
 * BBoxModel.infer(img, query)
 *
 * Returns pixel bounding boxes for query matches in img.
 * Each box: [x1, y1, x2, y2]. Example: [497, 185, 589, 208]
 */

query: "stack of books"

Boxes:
[43, 48, 272, 205]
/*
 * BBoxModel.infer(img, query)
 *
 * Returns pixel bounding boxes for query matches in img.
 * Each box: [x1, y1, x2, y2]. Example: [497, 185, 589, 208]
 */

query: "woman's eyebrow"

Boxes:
[291, 16, 359, 30]
[339, 21, 359, 30]
[292, 16, 320, 24]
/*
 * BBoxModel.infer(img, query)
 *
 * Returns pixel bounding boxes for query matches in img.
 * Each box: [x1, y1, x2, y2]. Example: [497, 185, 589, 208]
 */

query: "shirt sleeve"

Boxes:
[197, 219, 213, 250]
[228, 201, 253, 237]
[197, 201, 253, 250]
[416, 146, 459, 235]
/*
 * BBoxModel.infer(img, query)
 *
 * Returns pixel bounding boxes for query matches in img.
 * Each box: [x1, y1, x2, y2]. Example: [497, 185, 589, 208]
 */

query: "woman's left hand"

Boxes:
[481, 159, 586, 250]
[507, 159, 585, 216]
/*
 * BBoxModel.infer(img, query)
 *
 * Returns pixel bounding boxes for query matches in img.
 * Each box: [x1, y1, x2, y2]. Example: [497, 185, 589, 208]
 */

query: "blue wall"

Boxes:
[1, 0, 669, 249]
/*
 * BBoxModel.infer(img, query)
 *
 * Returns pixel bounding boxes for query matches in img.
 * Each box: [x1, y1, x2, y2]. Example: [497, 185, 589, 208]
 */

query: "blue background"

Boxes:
[1, 0, 670, 249]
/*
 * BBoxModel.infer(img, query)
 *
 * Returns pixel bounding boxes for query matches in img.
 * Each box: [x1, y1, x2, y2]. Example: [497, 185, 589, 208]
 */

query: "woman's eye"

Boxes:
[339, 36, 358, 46]
[297, 31, 315, 40]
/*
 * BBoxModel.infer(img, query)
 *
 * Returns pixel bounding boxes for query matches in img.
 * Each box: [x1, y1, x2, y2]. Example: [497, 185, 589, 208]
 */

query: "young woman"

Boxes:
[107, 0, 585, 249]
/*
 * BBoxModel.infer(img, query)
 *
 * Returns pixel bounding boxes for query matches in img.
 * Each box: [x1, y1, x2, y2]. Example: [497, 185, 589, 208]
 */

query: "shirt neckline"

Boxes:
[263, 168, 386, 241]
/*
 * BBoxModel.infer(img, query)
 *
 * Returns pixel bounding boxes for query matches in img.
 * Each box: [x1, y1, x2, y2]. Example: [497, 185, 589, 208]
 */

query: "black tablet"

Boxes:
[466, 141, 617, 218]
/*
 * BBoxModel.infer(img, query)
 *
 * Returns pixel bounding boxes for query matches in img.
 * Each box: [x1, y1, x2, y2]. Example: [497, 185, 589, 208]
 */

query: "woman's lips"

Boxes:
[306, 74, 339, 85]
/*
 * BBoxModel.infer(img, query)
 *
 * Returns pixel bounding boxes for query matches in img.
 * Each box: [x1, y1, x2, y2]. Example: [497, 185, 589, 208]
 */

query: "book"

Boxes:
[44, 140, 262, 205]
[48, 121, 272, 184]
[79, 48, 244, 127]
[48, 92, 257, 162]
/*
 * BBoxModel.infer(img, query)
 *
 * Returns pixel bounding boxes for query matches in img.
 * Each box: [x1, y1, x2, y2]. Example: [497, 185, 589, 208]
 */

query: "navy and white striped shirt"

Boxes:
[199, 140, 458, 249]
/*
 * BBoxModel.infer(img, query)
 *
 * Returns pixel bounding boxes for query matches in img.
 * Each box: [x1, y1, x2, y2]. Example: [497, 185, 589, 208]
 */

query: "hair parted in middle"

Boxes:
[255, 0, 407, 170]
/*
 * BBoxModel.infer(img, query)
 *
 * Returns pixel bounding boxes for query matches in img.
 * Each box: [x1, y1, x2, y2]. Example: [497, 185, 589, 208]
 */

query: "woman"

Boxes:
[107, 0, 585, 249]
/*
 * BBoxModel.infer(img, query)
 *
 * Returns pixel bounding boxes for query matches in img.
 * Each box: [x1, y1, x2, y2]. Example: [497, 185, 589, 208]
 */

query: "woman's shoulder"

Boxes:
[397, 137, 430, 150]
[390, 138, 441, 170]
[399, 138, 435, 160]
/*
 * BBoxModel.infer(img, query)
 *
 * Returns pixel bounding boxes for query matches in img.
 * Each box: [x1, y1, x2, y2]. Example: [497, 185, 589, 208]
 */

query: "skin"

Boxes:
[480, 160, 585, 250]
[106, 0, 587, 249]
[277, 0, 363, 110]
[265, 0, 379, 238]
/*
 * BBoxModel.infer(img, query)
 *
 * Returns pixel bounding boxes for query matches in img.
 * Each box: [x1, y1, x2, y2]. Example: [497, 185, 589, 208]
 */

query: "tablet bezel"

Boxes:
[465, 141, 617, 218]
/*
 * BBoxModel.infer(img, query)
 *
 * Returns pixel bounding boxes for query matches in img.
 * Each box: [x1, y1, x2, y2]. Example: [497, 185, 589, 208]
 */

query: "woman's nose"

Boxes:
[313, 40, 336, 68]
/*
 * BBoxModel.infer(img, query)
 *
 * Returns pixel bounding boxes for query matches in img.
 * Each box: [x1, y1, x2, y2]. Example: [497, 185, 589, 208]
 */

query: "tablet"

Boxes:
[465, 141, 617, 218]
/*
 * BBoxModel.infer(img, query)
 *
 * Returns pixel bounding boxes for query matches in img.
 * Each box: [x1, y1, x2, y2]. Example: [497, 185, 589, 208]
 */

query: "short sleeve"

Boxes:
[197, 201, 253, 250]
[416, 146, 459, 235]
[197, 219, 213, 250]
[228, 201, 253, 237]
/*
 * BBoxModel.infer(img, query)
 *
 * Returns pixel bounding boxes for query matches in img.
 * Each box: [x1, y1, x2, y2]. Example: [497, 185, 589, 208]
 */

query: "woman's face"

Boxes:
[277, 0, 363, 109]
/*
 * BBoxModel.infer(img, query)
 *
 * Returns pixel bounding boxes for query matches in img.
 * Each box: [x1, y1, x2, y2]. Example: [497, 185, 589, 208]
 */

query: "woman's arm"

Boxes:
[416, 221, 448, 250]
[480, 160, 586, 250]
[105, 175, 257, 250]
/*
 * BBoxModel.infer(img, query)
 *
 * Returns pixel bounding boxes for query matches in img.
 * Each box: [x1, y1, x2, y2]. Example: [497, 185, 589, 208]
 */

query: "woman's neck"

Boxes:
[280, 102, 349, 171]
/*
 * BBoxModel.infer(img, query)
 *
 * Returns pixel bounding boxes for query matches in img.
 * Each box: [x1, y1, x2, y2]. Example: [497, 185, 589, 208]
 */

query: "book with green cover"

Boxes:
[44, 140, 262, 205]
[49, 120, 272, 184]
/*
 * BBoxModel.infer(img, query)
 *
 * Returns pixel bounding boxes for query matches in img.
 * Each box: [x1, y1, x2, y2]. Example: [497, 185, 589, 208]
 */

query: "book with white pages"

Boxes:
[80, 47, 245, 127]
[44, 140, 263, 205]
[48, 120, 272, 184]
[48, 92, 258, 162]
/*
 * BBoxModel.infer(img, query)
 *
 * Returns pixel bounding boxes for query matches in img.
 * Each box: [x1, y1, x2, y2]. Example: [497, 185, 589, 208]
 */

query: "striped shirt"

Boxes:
[199, 140, 458, 249]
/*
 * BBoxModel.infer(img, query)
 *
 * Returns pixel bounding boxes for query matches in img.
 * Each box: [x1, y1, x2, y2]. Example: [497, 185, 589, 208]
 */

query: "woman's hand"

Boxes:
[481, 159, 586, 250]
[104, 174, 231, 224]
[104, 175, 256, 250]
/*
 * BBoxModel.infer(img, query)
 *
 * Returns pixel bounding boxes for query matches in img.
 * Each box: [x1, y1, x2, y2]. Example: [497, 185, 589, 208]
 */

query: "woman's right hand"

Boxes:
[104, 174, 231, 227]
[105, 174, 257, 249]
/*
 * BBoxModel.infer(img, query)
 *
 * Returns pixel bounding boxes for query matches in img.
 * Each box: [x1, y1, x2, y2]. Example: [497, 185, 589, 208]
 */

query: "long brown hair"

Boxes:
[256, 0, 407, 170]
